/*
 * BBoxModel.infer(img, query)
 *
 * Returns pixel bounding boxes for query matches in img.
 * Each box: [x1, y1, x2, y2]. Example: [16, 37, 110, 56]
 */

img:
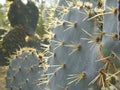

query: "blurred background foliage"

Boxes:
[0, 2, 10, 30]
[0, 2, 11, 90]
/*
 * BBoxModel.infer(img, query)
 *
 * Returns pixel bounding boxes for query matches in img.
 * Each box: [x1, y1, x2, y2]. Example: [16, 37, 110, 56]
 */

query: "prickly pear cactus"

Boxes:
[45, 0, 120, 90]
[0, 28, 45, 66]
[5, 0, 42, 52]
[2, 28, 44, 55]
[6, 48, 46, 90]
[8, 0, 39, 35]
[2, 28, 27, 54]
[99, 0, 120, 89]
[0, 0, 41, 66]
[101, 0, 118, 56]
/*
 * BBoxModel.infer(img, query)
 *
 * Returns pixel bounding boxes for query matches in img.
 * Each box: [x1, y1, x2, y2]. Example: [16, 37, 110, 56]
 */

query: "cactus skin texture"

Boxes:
[0, 0, 43, 66]
[8, 0, 39, 35]
[6, 48, 45, 90]
[45, 0, 120, 90]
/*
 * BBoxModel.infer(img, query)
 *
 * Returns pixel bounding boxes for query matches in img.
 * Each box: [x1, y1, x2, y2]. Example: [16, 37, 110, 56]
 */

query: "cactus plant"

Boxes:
[2, 0, 42, 54]
[8, 0, 39, 35]
[44, 0, 120, 90]
[0, 0, 45, 66]
[2, 28, 44, 55]
[47, 3, 102, 90]
[4, 0, 120, 90]
[2, 28, 27, 54]
[0, 28, 46, 66]
[6, 48, 47, 90]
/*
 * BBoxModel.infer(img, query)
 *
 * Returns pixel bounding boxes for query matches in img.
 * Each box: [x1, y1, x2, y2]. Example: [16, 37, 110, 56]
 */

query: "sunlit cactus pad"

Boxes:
[6, 48, 45, 90]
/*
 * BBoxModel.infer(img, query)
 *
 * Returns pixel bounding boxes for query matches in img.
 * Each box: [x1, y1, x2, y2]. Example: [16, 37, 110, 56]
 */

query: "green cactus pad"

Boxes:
[8, 0, 39, 35]
[6, 48, 46, 90]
